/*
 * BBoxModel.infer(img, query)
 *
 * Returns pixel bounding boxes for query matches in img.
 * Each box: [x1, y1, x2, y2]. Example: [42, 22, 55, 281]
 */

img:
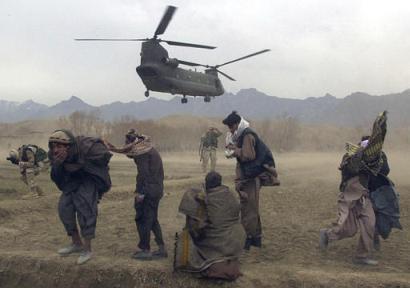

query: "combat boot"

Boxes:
[152, 245, 168, 258]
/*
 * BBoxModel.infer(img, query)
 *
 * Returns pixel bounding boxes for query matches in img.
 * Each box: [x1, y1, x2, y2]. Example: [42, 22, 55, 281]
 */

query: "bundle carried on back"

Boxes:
[342, 111, 388, 176]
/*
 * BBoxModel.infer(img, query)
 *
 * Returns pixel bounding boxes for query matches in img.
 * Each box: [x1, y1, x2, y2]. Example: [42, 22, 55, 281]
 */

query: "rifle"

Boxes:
[6, 156, 19, 165]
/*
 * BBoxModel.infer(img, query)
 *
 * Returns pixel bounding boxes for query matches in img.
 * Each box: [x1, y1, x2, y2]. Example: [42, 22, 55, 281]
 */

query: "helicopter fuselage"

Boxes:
[75, 5, 269, 104]
[136, 41, 224, 97]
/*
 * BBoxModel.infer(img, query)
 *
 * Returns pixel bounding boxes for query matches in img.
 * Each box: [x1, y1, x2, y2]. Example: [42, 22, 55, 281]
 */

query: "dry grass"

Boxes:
[0, 151, 409, 287]
[2, 114, 410, 154]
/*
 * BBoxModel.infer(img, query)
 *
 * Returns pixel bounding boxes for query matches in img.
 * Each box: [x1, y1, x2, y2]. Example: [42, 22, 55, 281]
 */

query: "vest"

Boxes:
[202, 131, 218, 148]
[236, 128, 275, 178]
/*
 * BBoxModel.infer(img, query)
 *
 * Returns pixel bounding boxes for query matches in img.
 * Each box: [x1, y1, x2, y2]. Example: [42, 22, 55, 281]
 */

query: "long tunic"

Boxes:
[368, 152, 402, 239]
[175, 186, 245, 280]
[50, 137, 112, 239]
[133, 147, 164, 199]
[132, 147, 165, 250]
[233, 134, 262, 238]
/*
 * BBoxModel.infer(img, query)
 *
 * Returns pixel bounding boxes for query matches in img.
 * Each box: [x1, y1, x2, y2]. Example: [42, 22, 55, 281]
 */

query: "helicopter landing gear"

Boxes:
[204, 96, 211, 103]
[181, 96, 188, 104]
[144, 90, 149, 97]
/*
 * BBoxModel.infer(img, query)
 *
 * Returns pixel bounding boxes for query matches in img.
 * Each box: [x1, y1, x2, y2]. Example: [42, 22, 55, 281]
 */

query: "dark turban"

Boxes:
[205, 171, 222, 190]
[361, 135, 370, 141]
[125, 129, 138, 144]
[222, 111, 241, 126]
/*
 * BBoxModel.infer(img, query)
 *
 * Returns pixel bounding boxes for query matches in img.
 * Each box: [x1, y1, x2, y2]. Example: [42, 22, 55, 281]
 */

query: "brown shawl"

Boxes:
[175, 186, 245, 272]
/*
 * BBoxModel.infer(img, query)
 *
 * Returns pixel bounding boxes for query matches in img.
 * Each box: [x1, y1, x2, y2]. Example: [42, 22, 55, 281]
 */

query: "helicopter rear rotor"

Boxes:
[178, 49, 270, 81]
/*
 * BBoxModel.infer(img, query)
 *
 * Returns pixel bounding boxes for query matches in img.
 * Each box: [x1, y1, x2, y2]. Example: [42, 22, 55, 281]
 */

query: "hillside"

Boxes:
[1, 89, 410, 126]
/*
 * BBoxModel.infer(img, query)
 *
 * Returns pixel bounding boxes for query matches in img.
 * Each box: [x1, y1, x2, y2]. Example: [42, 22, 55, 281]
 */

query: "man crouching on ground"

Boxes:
[48, 130, 112, 265]
[174, 172, 245, 280]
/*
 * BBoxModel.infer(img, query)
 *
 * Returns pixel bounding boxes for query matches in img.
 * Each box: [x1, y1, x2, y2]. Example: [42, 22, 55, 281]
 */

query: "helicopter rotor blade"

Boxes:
[163, 40, 216, 49]
[215, 49, 270, 68]
[178, 60, 235, 80]
[216, 69, 236, 81]
[75, 38, 147, 41]
[154, 5, 177, 37]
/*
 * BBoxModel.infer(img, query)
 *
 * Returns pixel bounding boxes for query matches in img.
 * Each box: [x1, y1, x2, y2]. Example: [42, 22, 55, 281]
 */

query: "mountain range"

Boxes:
[1, 88, 410, 127]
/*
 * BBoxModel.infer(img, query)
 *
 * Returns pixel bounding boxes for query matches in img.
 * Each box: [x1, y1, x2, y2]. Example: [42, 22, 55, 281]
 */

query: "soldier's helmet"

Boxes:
[48, 130, 74, 145]
[127, 128, 137, 135]
[8, 149, 18, 160]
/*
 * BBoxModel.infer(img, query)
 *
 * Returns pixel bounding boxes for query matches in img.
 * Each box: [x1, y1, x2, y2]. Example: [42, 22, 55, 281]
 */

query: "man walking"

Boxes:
[48, 130, 112, 265]
[199, 127, 222, 173]
[319, 111, 388, 265]
[107, 129, 167, 260]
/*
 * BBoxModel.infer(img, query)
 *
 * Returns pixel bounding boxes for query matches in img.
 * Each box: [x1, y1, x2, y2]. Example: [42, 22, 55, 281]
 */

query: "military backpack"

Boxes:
[21, 145, 48, 164]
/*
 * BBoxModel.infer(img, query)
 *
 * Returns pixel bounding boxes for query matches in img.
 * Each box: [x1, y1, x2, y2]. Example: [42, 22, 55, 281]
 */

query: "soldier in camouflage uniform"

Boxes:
[7, 145, 47, 199]
[199, 127, 222, 173]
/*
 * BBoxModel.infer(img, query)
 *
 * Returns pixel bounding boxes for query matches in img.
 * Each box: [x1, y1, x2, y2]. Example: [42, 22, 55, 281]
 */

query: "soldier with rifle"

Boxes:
[6, 144, 49, 199]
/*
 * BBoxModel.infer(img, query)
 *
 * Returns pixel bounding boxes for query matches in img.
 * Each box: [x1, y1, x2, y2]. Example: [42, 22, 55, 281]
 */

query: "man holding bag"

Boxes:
[223, 111, 278, 250]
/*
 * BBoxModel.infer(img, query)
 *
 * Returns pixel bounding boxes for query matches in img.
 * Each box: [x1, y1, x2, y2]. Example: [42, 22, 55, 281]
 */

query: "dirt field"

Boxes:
[0, 151, 409, 288]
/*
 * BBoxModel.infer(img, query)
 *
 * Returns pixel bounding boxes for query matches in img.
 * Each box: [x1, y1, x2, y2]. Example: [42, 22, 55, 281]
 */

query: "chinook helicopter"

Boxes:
[76, 6, 269, 104]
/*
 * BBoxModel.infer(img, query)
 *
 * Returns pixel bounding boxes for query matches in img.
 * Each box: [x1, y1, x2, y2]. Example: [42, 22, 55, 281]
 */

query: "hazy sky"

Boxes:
[1, 0, 410, 105]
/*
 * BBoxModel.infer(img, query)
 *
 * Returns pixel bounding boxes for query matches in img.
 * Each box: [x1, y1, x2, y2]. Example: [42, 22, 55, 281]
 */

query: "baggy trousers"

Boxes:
[236, 177, 262, 238]
[58, 180, 99, 239]
[134, 197, 165, 250]
[326, 191, 376, 258]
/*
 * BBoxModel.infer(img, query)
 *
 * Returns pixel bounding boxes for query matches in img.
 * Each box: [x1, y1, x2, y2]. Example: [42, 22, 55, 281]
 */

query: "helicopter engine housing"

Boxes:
[163, 57, 179, 68]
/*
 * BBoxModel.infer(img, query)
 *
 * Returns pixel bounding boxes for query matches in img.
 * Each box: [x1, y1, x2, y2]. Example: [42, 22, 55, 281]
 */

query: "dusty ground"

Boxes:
[0, 151, 409, 288]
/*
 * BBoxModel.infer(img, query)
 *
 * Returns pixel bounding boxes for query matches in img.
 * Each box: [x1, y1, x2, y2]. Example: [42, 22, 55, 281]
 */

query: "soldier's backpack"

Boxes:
[35, 146, 48, 163]
[21, 145, 48, 164]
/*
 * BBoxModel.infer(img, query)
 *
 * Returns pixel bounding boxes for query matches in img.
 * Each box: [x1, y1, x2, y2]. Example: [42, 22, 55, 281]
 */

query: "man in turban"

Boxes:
[49, 130, 112, 265]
